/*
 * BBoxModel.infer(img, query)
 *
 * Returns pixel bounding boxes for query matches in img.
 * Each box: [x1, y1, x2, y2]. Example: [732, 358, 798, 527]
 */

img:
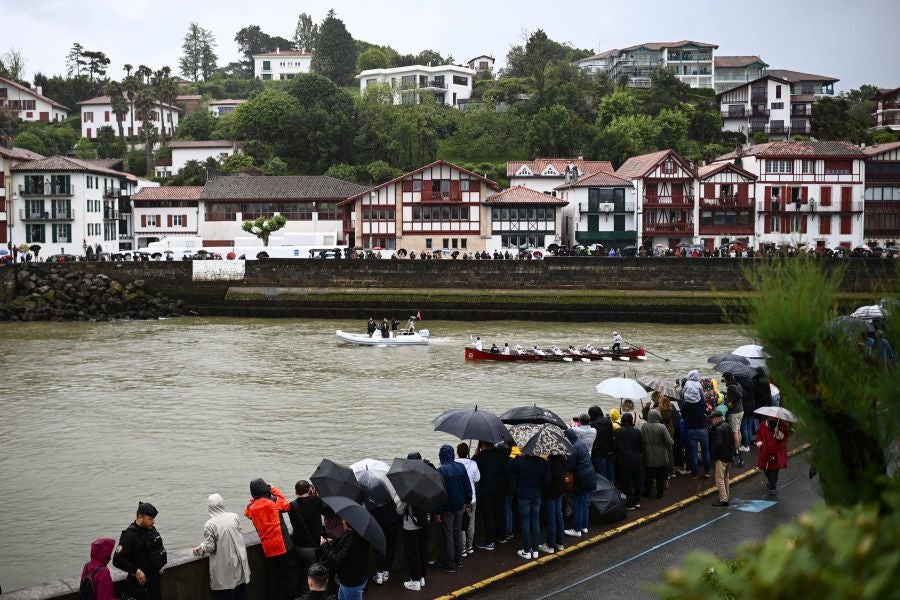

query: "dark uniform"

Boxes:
[113, 509, 167, 600]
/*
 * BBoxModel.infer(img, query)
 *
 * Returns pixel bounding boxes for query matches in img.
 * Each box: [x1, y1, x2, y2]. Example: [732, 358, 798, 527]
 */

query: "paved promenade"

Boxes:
[363, 445, 815, 600]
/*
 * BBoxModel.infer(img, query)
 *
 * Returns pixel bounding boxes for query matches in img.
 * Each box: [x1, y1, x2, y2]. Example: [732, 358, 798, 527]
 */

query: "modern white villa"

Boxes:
[357, 64, 476, 107]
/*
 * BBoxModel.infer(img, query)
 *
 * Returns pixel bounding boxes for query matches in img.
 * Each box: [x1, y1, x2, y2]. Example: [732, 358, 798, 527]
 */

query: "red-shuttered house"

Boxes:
[713, 141, 866, 251]
[132, 186, 203, 249]
[862, 141, 900, 247]
[338, 160, 501, 254]
[615, 149, 697, 250]
[696, 162, 757, 251]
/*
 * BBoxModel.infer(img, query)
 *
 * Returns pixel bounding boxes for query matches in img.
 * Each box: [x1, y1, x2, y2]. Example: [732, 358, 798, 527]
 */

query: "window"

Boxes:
[824, 160, 852, 175]
[317, 203, 341, 220]
[241, 203, 276, 219]
[802, 160, 814, 174]
[452, 75, 469, 86]
[26, 223, 45, 243]
[766, 160, 793, 174]
[262, 60, 270, 70]
[262, 74, 272, 80]
[172, 215, 185, 227]
[83, 111, 93, 122]
[460, 180, 471, 191]
[425, 238, 432, 249]
[145, 215, 158, 227]
[771, 102, 784, 109]
[775, 85, 782, 99]
[205, 203, 236, 221]
[281, 203, 313, 220]
[662, 159, 676, 174]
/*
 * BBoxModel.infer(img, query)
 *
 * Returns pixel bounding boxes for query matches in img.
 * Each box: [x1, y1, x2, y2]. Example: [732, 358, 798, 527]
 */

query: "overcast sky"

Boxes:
[3, 0, 898, 93]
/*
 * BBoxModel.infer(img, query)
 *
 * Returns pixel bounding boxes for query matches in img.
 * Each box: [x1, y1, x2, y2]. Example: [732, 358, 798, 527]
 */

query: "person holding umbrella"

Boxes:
[436, 444, 472, 571]
[318, 496, 385, 600]
[755, 414, 791, 496]
[395, 452, 431, 591]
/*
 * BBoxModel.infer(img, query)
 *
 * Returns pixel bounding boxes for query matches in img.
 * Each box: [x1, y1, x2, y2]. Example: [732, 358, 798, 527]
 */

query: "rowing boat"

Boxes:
[464, 347, 647, 362]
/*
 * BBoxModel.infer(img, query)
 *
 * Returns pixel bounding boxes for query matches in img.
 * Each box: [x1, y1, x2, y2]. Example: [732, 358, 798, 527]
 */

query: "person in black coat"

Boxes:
[472, 441, 509, 548]
[318, 527, 370, 599]
[588, 405, 615, 483]
[563, 429, 595, 537]
[541, 454, 567, 552]
[614, 413, 644, 510]
[709, 407, 736, 506]
[113, 502, 167, 600]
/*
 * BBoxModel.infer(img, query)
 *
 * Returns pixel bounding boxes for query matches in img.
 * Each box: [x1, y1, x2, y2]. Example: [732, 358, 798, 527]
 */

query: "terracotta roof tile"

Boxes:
[484, 186, 568, 205]
[0, 145, 44, 161]
[861, 141, 900, 156]
[0, 76, 70, 110]
[697, 162, 757, 180]
[615, 150, 695, 179]
[203, 175, 369, 201]
[756, 141, 864, 158]
[507, 159, 614, 177]
[133, 186, 204, 201]
[11, 155, 125, 176]
[556, 170, 633, 189]
[713, 142, 777, 162]
[252, 50, 311, 57]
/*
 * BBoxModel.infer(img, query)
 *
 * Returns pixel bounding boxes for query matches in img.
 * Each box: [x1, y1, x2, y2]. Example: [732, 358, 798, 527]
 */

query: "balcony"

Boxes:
[751, 107, 770, 117]
[791, 107, 813, 117]
[19, 184, 73, 196]
[103, 189, 121, 199]
[643, 195, 695, 208]
[426, 191, 462, 202]
[642, 221, 693, 234]
[880, 101, 900, 110]
[698, 224, 755, 235]
[700, 197, 755, 209]
[751, 94, 768, 104]
[575, 230, 638, 244]
[103, 208, 120, 220]
[19, 209, 76, 220]
[789, 124, 811, 134]
[721, 108, 748, 119]
[421, 81, 448, 90]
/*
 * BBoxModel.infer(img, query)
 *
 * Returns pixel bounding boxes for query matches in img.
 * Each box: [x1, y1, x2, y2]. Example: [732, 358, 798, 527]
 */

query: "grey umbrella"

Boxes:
[432, 406, 515, 445]
[707, 353, 750, 365]
[355, 468, 394, 509]
[713, 360, 758, 379]
[387, 458, 447, 512]
[320, 495, 386, 556]
[311, 459, 363, 502]
[500, 405, 568, 429]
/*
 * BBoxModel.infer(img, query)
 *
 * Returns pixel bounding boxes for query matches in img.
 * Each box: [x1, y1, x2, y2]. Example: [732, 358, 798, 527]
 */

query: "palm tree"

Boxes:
[103, 81, 128, 140]
[134, 87, 158, 175]
[122, 73, 139, 138]
[152, 67, 179, 142]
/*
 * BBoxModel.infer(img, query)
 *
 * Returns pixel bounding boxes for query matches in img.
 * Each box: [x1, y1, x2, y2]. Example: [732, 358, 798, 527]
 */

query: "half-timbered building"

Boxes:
[555, 170, 636, 248]
[483, 186, 568, 250]
[696, 162, 757, 250]
[862, 141, 900, 248]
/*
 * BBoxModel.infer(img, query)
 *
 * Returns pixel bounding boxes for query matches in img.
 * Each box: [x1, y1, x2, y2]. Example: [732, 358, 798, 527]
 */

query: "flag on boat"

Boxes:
[417, 311, 423, 320]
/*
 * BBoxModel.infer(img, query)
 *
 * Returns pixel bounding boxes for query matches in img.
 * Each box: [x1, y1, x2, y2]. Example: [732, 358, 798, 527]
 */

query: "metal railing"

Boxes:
[722, 109, 748, 118]
[642, 221, 693, 233]
[700, 197, 755, 209]
[643, 195, 695, 207]
[103, 209, 120, 220]
[19, 185, 73, 196]
[751, 107, 770, 117]
[19, 209, 76, 220]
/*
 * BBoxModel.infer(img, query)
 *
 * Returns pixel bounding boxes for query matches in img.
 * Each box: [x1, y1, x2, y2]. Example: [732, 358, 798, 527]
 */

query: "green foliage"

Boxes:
[593, 114, 660, 168]
[325, 163, 360, 183]
[220, 152, 256, 174]
[815, 96, 871, 143]
[168, 159, 208, 186]
[180, 22, 218, 82]
[362, 160, 399, 184]
[0, 48, 27, 82]
[357, 48, 389, 72]
[234, 25, 292, 76]
[123, 147, 147, 177]
[73, 137, 96, 159]
[528, 103, 588, 157]
[311, 10, 358, 86]
[210, 111, 239, 141]
[294, 13, 319, 53]
[262, 156, 288, 175]
[872, 130, 899, 144]
[13, 121, 79, 156]
[597, 90, 637, 128]
[753, 132, 770, 144]
[177, 109, 217, 141]
[33, 72, 105, 113]
[655, 106, 692, 153]
[95, 126, 124, 158]
[440, 106, 529, 163]
[234, 88, 302, 143]
[241, 213, 287, 246]
[12, 131, 48, 155]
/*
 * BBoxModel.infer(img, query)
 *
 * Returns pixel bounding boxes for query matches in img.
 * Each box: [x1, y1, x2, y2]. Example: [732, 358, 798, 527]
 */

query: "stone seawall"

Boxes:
[0, 258, 896, 323]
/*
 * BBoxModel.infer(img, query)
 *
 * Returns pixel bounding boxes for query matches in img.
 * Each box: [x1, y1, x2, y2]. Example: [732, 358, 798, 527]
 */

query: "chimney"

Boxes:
[276, 47, 280, 54]
[35, 86, 43, 96]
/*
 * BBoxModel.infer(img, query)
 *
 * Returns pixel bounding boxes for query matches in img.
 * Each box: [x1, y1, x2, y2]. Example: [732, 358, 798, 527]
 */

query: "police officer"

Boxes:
[113, 502, 167, 600]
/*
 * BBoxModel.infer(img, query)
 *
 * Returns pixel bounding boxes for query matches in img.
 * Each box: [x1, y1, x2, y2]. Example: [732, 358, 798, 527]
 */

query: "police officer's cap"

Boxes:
[137, 501, 159, 517]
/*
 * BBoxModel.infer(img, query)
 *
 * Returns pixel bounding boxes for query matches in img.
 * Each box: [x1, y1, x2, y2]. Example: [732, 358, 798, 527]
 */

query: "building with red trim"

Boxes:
[696, 162, 758, 250]
[873, 87, 900, 131]
[862, 141, 900, 247]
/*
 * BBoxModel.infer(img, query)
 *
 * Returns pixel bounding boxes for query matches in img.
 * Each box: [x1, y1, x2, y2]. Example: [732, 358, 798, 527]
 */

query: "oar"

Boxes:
[624, 339, 671, 362]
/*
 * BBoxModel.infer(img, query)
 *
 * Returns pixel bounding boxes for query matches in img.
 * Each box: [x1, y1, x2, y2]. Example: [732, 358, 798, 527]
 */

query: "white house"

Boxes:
[483, 186, 568, 251]
[712, 140, 866, 251]
[77, 95, 181, 140]
[574, 49, 619, 77]
[696, 162, 758, 251]
[555, 170, 636, 248]
[466, 55, 495, 74]
[156, 140, 240, 178]
[207, 99, 246, 117]
[1, 144, 44, 246]
[508, 158, 615, 196]
[9, 156, 133, 256]
[253, 49, 312, 80]
[131, 186, 203, 249]
[713, 56, 769, 94]
[586, 41, 717, 89]
[0, 76, 69, 122]
[357, 65, 476, 107]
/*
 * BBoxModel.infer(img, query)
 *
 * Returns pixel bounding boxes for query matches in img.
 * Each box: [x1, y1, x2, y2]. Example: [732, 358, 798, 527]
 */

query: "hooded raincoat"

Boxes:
[641, 409, 674, 468]
[681, 370, 703, 404]
[81, 538, 117, 600]
[197, 494, 251, 591]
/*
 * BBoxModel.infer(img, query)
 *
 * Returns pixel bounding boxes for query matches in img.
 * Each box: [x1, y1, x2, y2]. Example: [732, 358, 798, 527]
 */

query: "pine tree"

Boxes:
[180, 23, 217, 82]
[310, 10, 357, 86]
[294, 13, 319, 53]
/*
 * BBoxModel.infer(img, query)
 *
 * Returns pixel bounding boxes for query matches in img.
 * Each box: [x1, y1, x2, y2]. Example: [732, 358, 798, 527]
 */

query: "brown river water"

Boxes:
[0, 317, 752, 591]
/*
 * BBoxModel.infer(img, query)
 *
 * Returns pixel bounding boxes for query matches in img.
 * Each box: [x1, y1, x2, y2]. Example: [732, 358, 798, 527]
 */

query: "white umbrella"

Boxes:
[732, 344, 769, 359]
[596, 377, 649, 400]
[851, 305, 884, 320]
[350, 458, 398, 504]
[754, 406, 797, 423]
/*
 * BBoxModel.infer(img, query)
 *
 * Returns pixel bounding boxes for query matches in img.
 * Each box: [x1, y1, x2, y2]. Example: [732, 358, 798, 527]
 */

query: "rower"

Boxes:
[568, 345, 581, 355]
[533, 345, 546, 356]
[515, 344, 525, 355]
[474, 336, 483, 351]
[552, 346, 564, 356]
[490, 343, 500, 353]
[585, 343, 595, 354]
[612, 331, 623, 353]
[502, 343, 511, 355]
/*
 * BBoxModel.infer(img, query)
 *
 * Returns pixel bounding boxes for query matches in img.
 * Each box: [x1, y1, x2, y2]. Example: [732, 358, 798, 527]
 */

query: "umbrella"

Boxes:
[311, 459, 363, 502]
[713, 360, 758, 379]
[520, 424, 574, 457]
[387, 458, 447, 512]
[707, 352, 750, 365]
[851, 305, 884, 320]
[507, 423, 543, 447]
[754, 406, 797, 423]
[0, 249, 9, 256]
[732, 344, 769, 359]
[499, 405, 567, 429]
[432, 406, 514, 444]
[320, 495, 386, 556]
[350, 459, 397, 509]
[595, 377, 649, 400]
[637, 375, 678, 399]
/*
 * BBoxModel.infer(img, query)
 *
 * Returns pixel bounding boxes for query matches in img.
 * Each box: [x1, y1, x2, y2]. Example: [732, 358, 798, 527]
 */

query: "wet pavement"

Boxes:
[363, 444, 818, 600]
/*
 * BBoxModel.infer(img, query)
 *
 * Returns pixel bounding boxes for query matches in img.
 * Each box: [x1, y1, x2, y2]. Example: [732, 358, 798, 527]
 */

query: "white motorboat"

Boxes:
[336, 317, 430, 346]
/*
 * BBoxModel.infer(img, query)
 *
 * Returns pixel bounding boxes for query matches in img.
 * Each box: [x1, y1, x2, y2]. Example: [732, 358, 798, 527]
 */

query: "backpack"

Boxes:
[79, 566, 103, 600]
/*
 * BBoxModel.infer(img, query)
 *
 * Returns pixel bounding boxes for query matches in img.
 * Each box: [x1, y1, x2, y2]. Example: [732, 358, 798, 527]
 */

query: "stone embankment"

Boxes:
[0, 267, 183, 321]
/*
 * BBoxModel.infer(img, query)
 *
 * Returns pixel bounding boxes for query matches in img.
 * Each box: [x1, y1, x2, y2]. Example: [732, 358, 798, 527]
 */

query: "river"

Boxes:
[0, 317, 752, 591]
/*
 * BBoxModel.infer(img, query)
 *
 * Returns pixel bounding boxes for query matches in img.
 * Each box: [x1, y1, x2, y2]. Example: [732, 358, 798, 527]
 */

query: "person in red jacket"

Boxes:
[755, 418, 790, 496]
[81, 537, 118, 600]
[244, 478, 300, 600]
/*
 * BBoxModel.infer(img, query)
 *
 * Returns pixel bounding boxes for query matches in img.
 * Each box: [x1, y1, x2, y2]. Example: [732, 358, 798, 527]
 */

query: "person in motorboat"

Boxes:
[474, 336, 483, 351]
[532, 345, 546, 356]
[367, 317, 377, 338]
[380, 318, 390, 339]
[612, 331, 623, 353]
[515, 344, 525, 355]
[490, 343, 500, 353]
[502, 343, 511, 355]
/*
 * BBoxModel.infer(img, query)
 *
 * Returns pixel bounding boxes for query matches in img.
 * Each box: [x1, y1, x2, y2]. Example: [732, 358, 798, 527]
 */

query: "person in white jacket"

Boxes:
[455, 443, 481, 557]
[193, 493, 251, 599]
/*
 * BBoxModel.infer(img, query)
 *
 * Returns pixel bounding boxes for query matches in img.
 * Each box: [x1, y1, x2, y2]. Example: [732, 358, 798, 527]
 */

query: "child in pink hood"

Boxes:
[81, 537, 118, 600]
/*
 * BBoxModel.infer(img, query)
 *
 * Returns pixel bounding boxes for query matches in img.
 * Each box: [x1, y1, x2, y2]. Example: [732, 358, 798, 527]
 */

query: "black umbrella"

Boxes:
[355, 469, 393, 509]
[499, 405, 567, 429]
[713, 360, 758, 379]
[707, 353, 750, 365]
[432, 406, 514, 444]
[387, 458, 447, 512]
[311, 459, 362, 502]
[520, 425, 575, 457]
[320, 495, 386, 556]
